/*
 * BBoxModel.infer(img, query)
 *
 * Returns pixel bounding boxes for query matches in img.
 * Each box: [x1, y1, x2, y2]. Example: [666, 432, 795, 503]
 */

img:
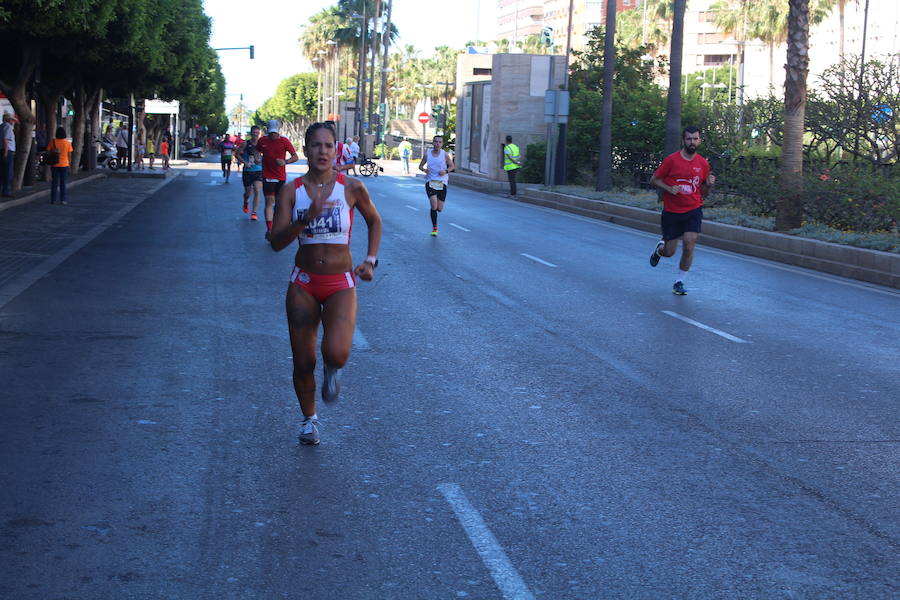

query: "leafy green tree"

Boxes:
[567, 28, 668, 184]
[253, 73, 319, 143]
[0, 0, 115, 187]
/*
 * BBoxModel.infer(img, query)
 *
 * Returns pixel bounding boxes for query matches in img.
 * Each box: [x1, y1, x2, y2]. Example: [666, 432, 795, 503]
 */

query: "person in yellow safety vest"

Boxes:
[503, 135, 521, 198]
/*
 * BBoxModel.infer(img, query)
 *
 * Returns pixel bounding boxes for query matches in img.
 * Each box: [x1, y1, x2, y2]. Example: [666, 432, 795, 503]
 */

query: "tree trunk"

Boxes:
[70, 83, 88, 175]
[664, 0, 687, 155]
[595, 0, 617, 191]
[0, 44, 39, 191]
[776, 0, 809, 232]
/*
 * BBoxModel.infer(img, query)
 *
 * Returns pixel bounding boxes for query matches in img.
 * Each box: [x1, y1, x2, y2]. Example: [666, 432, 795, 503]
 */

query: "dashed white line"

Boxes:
[662, 310, 750, 343]
[520, 253, 557, 268]
[404, 204, 420, 211]
[449, 223, 470, 232]
[438, 483, 535, 600]
[182, 171, 199, 177]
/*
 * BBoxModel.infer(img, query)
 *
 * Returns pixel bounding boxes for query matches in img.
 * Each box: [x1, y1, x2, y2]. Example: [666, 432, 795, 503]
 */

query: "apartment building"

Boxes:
[496, 0, 546, 43]
[542, 0, 637, 51]
[681, 0, 899, 99]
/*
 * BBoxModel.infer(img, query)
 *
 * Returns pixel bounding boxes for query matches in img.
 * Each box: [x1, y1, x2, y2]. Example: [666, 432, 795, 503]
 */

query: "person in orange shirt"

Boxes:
[159, 138, 170, 170]
[46, 126, 74, 205]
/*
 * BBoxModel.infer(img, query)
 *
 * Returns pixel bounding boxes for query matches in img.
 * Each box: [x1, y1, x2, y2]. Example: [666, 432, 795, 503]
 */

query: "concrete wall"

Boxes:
[456, 53, 566, 181]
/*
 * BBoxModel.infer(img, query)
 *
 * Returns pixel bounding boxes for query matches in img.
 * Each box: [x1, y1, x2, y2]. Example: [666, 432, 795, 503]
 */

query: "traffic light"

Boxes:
[540, 27, 553, 47]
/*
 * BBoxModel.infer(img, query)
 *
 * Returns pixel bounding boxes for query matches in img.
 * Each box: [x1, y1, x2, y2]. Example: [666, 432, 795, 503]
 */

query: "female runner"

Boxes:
[270, 123, 382, 445]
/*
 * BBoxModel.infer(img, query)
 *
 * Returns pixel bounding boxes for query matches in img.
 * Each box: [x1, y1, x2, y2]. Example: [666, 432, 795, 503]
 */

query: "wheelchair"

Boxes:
[356, 153, 383, 177]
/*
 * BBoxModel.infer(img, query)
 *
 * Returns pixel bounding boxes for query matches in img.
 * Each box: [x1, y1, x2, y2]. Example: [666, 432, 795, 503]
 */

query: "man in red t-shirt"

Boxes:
[255, 120, 298, 239]
[648, 126, 716, 295]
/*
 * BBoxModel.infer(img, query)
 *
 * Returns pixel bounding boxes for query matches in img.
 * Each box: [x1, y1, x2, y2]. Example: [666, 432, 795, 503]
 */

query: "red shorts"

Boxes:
[289, 267, 356, 303]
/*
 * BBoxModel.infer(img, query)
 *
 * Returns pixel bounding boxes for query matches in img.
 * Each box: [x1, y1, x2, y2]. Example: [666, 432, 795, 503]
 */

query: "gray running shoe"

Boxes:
[650, 240, 664, 267]
[321, 363, 342, 404]
[299, 417, 320, 445]
[672, 281, 687, 295]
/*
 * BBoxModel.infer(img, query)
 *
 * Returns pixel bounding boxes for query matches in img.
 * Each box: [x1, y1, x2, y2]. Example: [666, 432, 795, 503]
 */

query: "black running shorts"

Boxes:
[661, 207, 703, 241]
[242, 170, 263, 187]
[425, 181, 447, 202]
[263, 179, 284, 197]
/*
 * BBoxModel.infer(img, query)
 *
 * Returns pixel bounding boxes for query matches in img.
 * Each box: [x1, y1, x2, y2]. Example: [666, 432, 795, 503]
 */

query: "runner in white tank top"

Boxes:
[270, 122, 383, 445]
[418, 134, 456, 236]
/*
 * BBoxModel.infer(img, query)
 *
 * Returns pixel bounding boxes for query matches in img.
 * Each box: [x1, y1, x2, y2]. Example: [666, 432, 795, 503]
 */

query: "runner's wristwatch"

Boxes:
[365, 256, 378, 269]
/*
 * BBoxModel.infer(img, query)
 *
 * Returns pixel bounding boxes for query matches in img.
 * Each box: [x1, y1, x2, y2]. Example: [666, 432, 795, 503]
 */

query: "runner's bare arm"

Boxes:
[348, 179, 382, 282]
[418, 155, 428, 172]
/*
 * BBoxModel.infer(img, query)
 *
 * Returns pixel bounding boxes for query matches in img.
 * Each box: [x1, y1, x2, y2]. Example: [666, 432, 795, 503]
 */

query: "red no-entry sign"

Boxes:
[417, 112, 430, 124]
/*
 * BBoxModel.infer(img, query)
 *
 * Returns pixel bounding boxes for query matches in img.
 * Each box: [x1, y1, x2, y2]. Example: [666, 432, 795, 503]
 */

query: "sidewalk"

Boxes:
[0, 173, 179, 306]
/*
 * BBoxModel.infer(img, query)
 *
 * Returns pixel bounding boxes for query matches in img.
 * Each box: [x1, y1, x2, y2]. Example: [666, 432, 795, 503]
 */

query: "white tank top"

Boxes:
[425, 149, 449, 184]
[291, 174, 354, 245]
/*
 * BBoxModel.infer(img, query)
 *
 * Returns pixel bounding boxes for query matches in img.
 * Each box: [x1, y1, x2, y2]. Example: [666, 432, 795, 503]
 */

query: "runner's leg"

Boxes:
[286, 284, 322, 419]
[320, 288, 357, 371]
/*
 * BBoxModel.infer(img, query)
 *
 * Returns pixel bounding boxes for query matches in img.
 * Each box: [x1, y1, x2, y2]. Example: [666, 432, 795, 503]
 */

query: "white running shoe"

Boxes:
[299, 417, 320, 445]
[322, 363, 342, 404]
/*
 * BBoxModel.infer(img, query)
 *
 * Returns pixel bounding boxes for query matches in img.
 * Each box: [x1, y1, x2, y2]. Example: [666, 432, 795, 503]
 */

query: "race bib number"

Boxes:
[430, 181, 444, 191]
[297, 206, 344, 239]
[223, 150, 232, 158]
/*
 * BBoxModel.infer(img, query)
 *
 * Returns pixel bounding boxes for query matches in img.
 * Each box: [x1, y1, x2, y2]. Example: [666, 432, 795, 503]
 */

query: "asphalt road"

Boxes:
[1, 162, 898, 599]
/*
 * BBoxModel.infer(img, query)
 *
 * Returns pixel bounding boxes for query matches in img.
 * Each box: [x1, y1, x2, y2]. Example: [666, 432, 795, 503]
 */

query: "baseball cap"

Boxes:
[266, 119, 280, 133]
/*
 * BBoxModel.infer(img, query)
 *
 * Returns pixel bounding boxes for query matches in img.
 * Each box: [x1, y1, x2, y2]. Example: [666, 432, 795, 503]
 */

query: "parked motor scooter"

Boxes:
[181, 143, 204, 159]
[96, 140, 119, 170]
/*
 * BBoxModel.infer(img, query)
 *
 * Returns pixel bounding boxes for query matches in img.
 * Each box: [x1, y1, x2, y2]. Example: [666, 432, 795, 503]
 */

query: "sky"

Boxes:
[205, 0, 497, 114]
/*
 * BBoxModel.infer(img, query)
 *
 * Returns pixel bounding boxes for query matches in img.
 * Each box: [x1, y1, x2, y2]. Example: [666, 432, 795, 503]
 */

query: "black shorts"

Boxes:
[661, 207, 703, 241]
[425, 181, 447, 202]
[242, 170, 263, 187]
[263, 179, 284, 197]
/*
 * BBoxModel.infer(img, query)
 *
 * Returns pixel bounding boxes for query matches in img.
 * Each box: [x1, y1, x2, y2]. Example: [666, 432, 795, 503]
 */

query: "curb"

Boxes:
[449, 172, 900, 290]
[0, 173, 107, 213]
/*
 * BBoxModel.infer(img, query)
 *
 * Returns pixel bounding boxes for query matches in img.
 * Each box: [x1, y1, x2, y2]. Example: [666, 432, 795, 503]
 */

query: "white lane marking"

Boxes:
[182, 171, 199, 177]
[520, 253, 557, 268]
[0, 177, 179, 310]
[395, 183, 420, 188]
[404, 204, 420, 211]
[449, 223, 470, 232]
[493, 197, 900, 298]
[352, 326, 370, 350]
[438, 483, 535, 600]
[662, 310, 750, 343]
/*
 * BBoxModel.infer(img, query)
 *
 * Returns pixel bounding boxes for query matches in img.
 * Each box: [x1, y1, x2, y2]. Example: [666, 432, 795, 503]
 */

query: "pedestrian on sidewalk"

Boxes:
[46, 126, 73, 205]
[502, 135, 521, 198]
[135, 135, 145, 170]
[349, 135, 360, 175]
[269, 122, 382, 445]
[146, 137, 156, 170]
[399, 138, 412, 175]
[1, 112, 18, 196]
[648, 125, 715, 296]
[115, 124, 129, 171]
[159, 137, 170, 170]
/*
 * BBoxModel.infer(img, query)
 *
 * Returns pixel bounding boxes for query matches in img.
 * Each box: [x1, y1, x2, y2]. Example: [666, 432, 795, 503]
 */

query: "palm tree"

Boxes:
[664, 0, 688, 155]
[713, 0, 830, 94]
[616, 0, 674, 54]
[777, 0, 809, 231]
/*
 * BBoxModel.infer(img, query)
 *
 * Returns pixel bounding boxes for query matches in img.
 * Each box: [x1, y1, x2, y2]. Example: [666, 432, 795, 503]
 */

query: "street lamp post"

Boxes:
[352, 9, 368, 152]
